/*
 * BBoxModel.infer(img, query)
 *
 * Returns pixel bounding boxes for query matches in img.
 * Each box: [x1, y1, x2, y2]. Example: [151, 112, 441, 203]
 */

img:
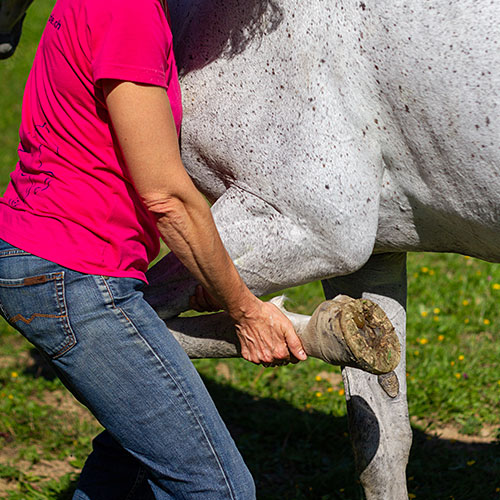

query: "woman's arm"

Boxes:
[102, 80, 306, 365]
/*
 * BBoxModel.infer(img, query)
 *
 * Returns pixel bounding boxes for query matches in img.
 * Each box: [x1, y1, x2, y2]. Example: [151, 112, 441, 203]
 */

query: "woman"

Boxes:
[0, 0, 306, 497]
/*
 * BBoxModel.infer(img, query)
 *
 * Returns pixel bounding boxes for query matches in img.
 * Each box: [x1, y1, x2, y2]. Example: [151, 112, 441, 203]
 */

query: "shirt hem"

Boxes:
[1, 224, 148, 283]
[93, 63, 168, 88]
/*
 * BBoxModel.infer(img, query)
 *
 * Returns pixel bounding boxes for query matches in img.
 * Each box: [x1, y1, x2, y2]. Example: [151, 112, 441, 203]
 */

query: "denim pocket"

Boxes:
[0, 271, 77, 359]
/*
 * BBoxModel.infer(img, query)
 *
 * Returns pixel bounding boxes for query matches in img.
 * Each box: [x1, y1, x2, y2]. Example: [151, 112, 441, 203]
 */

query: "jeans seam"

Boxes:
[52, 272, 77, 358]
[137, 325, 236, 499]
[99, 276, 236, 499]
[100, 276, 117, 308]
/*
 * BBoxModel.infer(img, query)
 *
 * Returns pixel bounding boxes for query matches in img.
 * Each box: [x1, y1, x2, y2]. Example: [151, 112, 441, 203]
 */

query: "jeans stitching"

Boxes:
[99, 276, 117, 309]
[0, 271, 76, 358]
[10, 312, 65, 324]
[100, 276, 236, 498]
[52, 272, 77, 358]
[0, 249, 30, 258]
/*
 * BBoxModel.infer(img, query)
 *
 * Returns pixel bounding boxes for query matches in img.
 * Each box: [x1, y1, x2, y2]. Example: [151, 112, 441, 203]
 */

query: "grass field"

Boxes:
[0, 1, 499, 499]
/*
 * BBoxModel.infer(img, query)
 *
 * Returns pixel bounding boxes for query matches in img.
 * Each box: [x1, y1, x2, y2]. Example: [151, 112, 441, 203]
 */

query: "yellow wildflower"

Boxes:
[8, 394, 14, 400]
[433, 316, 440, 322]
[305, 403, 312, 409]
[421, 310, 428, 317]
[462, 299, 470, 306]
[414, 350, 420, 356]
[315, 375, 322, 381]
[315, 391, 322, 398]
[438, 335, 445, 341]
[11, 371, 18, 378]
[420, 338, 429, 345]
[327, 387, 333, 393]
[464, 318, 470, 324]
[458, 355, 465, 361]
[338, 389, 345, 396]
[421, 267, 429, 273]
[413, 272, 419, 278]
[450, 361, 455, 366]
[455, 373, 461, 379]
[484, 318, 491, 325]
[429, 269, 435, 276]
[433, 307, 441, 314]
[467, 460, 476, 466]
[493, 283, 500, 290]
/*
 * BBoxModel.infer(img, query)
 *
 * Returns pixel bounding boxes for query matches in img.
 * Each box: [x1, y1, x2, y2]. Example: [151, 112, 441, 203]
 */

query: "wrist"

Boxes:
[226, 287, 261, 323]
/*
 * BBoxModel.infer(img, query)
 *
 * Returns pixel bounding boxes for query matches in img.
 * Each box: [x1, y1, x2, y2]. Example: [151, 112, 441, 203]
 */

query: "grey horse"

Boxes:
[3, 1, 500, 498]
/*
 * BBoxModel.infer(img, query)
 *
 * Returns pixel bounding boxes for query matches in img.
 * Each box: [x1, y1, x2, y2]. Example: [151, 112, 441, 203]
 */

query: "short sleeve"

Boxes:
[89, 0, 172, 88]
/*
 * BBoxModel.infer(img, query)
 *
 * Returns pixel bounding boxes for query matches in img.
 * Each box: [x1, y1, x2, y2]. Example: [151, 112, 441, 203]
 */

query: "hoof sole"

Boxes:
[339, 297, 401, 374]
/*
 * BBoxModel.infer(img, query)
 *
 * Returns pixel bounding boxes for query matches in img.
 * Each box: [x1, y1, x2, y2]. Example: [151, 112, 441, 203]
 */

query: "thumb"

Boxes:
[284, 327, 307, 361]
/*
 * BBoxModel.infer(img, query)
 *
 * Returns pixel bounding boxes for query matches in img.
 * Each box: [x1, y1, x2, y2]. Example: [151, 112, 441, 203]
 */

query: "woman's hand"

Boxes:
[233, 297, 306, 366]
[190, 285, 306, 365]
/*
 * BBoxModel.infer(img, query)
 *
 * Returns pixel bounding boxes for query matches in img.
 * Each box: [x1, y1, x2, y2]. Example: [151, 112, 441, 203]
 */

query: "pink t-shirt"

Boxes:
[0, 0, 182, 281]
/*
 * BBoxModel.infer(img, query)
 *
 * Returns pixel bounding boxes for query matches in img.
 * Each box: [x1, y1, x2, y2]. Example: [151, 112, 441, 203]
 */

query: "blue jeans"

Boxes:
[0, 239, 255, 499]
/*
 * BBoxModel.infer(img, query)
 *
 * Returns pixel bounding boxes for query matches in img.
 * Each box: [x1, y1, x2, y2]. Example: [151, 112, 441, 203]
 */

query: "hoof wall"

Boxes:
[338, 297, 401, 374]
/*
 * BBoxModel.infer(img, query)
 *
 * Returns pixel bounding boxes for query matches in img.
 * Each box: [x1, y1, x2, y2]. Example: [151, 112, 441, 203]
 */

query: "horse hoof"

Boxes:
[340, 298, 401, 374]
[304, 296, 401, 374]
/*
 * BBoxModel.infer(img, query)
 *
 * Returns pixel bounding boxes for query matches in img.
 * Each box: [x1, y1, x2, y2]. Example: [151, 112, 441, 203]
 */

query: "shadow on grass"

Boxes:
[26, 353, 499, 500]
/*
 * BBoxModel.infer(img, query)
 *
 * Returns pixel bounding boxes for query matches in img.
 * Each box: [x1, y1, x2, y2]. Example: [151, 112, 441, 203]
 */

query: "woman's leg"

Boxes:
[0, 240, 255, 500]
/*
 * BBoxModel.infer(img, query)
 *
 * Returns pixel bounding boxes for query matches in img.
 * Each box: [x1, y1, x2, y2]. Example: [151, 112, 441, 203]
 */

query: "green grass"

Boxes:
[0, 0, 499, 498]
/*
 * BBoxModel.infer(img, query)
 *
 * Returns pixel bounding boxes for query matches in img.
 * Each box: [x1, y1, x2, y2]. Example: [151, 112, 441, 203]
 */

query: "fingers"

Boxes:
[234, 301, 307, 366]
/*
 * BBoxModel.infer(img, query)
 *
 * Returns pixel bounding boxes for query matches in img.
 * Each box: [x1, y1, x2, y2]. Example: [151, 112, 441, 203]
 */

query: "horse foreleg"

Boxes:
[323, 253, 412, 500]
[163, 294, 400, 374]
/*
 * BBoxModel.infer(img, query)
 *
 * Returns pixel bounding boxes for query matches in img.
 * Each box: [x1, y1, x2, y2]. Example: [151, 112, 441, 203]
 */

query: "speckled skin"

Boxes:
[4, 1, 499, 498]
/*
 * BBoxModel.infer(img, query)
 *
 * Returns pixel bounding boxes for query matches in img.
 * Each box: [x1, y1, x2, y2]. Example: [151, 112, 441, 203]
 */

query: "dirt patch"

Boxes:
[29, 458, 79, 479]
[215, 362, 232, 381]
[0, 444, 80, 498]
[0, 477, 15, 498]
[38, 389, 95, 424]
[0, 349, 30, 371]
[411, 416, 498, 444]
[315, 370, 343, 389]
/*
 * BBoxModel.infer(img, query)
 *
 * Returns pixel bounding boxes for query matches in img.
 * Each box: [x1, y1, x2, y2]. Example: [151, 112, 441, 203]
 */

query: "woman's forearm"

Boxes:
[102, 80, 306, 364]
[102, 80, 256, 319]
[151, 192, 257, 321]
